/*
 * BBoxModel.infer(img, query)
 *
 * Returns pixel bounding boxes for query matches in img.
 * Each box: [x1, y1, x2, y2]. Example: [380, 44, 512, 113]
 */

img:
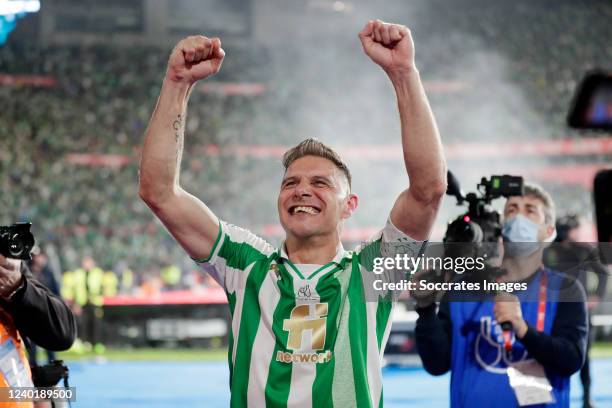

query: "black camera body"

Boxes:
[0, 223, 35, 260]
[444, 172, 523, 260]
[31, 360, 69, 388]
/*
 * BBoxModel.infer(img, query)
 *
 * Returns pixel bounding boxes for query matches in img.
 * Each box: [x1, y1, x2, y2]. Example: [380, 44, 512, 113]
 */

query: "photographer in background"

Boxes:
[413, 183, 588, 408]
[544, 214, 608, 408]
[0, 253, 76, 404]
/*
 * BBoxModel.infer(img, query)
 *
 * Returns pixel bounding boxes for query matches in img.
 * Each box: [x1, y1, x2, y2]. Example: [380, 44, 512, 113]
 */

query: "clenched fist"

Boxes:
[166, 35, 225, 84]
[358, 20, 415, 74]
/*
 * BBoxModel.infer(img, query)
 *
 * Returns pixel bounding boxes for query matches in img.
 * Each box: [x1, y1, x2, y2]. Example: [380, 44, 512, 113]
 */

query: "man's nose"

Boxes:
[294, 181, 312, 197]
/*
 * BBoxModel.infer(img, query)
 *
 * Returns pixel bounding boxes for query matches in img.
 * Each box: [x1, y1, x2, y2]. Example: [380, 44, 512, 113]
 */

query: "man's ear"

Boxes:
[544, 224, 557, 242]
[342, 194, 359, 219]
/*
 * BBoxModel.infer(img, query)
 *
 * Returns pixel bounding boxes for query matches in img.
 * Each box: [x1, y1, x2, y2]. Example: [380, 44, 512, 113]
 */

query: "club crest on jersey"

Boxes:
[297, 284, 312, 300]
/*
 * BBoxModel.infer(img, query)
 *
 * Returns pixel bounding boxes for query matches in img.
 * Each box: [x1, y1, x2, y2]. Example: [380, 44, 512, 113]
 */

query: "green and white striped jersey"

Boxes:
[195, 219, 424, 408]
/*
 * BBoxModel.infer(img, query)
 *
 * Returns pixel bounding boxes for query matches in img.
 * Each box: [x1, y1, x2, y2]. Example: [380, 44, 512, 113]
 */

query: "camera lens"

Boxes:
[8, 231, 34, 259]
[446, 218, 483, 243]
[8, 233, 26, 257]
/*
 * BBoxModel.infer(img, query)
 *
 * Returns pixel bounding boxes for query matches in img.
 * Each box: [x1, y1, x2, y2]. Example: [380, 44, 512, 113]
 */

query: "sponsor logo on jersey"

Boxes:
[277, 303, 333, 364]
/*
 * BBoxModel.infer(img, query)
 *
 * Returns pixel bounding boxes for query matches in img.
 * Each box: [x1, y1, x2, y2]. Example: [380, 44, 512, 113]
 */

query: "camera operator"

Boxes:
[413, 183, 588, 408]
[0, 253, 76, 402]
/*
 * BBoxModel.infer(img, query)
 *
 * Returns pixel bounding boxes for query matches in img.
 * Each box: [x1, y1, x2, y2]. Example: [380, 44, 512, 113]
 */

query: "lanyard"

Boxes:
[535, 269, 548, 332]
[502, 269, 548, 352]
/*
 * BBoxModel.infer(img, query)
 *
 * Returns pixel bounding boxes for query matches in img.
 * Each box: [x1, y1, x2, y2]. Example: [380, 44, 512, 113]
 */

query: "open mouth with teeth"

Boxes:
[289, 205, 321, 215]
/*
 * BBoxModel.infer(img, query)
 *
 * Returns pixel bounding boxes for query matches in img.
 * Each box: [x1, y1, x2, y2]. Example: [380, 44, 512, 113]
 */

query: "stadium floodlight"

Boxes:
[0, 0, 40, 16]
[0, 0, 40, 44]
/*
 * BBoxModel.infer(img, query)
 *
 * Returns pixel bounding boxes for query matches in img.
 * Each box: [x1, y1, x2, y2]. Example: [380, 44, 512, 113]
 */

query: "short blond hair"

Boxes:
[282, 138, 352, 189]
[523, 182, 556, 225]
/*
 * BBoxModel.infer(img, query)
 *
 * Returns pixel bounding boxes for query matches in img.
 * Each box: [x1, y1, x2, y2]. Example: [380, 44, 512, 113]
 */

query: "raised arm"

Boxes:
[139, 36, 225, 260]
[359, 20, 447, 240]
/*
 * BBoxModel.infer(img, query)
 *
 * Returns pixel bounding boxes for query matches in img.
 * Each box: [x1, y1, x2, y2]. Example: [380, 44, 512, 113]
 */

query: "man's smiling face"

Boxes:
[278, 155, 357, 241]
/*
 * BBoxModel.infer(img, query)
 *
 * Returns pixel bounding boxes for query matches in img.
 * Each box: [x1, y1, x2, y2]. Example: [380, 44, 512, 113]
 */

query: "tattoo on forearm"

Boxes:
[172, 114, 182, 143]
[172, 113, 184, 169]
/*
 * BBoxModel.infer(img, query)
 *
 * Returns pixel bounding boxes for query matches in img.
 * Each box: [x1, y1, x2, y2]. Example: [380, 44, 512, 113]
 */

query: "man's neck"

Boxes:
[501, 251, 543, 282]
[284, 234, 340, 265]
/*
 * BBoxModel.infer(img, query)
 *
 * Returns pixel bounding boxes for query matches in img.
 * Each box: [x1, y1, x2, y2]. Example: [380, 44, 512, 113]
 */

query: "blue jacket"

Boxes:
[415, 268, 588, 408]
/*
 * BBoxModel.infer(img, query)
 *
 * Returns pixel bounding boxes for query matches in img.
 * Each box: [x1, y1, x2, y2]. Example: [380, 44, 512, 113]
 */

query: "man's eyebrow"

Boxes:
[281, 176, 298, 184]
[311, 175, 333, 182]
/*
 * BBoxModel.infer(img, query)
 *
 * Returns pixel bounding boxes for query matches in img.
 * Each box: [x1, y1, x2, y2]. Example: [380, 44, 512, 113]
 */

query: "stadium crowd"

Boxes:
[1, 0, 609, 296]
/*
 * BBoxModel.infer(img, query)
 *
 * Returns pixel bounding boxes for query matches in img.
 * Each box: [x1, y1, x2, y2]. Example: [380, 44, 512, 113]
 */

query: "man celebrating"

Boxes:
[139, 20, 446, 407]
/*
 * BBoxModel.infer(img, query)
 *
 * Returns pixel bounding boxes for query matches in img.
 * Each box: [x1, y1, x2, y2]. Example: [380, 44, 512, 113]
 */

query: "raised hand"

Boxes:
[166, 35, 225, 84]
[358, 20, 415, 75]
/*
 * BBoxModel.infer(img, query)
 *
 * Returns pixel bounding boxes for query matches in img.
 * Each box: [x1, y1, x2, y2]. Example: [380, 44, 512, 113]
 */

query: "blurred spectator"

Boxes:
[26, 246, 61, 365]
[544, 214, 609, 408]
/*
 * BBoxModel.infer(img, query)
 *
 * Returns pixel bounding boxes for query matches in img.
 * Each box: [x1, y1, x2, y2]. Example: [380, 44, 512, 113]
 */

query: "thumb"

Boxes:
[360, 36, 378, 56]
[358, 20, 374, 39]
